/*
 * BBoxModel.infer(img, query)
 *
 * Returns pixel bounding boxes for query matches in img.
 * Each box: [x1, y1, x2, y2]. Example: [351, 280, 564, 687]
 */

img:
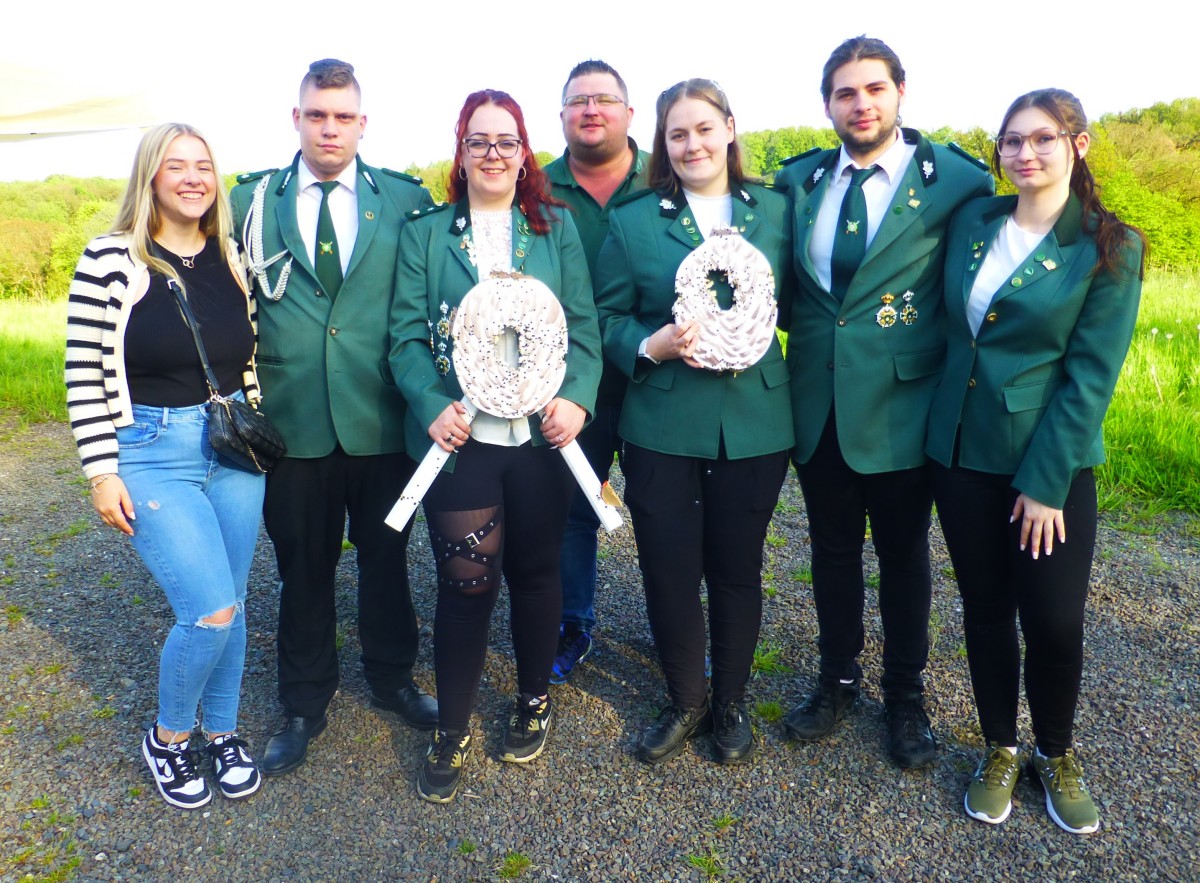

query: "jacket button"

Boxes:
[826, 361, 834, 370]
[330, 328, 339, 336]
[837, 319, 847, 327]
[986, 312, 998, 322]
[967, 378, 976, 388]
[316, 289, 325, 297]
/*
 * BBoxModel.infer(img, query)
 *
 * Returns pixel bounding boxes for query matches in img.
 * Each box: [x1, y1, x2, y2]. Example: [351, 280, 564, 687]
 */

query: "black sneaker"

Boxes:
[500, 693, 552, 763]
[142, 728, 212, 810]
[712, 700, 755, 764]
[637, 703, 712, 764]
[885, 697, 937, 769]
[549, 627, 594, 685]
[783, 680, 860, 741]
[417, 730, 472, 804]
[206, 733, 262, 799]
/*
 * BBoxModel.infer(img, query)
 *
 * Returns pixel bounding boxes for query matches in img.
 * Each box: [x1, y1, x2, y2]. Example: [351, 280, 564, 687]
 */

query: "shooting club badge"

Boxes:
[875, 293, 897, 328]
[899, 291, 918, 325]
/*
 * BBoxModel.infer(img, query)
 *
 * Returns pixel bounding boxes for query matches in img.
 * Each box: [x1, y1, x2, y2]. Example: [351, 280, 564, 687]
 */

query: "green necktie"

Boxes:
[315, 180, 343, 299]
[830, 166, 877, 301]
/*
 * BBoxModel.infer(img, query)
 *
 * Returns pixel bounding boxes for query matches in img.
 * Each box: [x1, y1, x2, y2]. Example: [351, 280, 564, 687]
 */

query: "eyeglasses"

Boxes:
[461, 138, 523, 158]
[563, 93, 626, 109]
[996, 129, 1072, 157]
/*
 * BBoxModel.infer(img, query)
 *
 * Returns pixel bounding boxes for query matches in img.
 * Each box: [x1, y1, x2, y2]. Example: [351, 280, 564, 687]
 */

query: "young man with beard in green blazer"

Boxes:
[229, 59, 437, 778]
[773, 37, 993, 769]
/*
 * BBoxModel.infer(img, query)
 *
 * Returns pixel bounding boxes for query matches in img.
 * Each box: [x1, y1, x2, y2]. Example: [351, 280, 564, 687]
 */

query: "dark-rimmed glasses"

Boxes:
[462, 138, 523, 158]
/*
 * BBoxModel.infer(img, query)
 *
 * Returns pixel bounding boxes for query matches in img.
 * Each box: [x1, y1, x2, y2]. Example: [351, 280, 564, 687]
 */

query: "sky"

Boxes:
[1, 0, 1195, 183]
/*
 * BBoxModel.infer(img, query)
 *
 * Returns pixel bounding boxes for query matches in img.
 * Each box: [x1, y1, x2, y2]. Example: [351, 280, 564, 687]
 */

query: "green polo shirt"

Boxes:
[545, 138, 649, 277]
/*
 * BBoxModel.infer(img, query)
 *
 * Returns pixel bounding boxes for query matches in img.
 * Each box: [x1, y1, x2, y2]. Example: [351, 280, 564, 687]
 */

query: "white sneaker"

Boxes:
[206, 733, 262, 799]
[142, 728, 212, 810]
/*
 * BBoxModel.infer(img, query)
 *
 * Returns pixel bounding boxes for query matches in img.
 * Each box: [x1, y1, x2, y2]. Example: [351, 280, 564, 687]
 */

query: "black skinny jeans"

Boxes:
[932, 463, 1096, 756]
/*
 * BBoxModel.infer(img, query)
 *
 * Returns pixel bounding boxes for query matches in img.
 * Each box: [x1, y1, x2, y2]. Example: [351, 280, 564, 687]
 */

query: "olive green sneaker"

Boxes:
[1030, 749, 1100, 835]
[964, 744, 1021, 824]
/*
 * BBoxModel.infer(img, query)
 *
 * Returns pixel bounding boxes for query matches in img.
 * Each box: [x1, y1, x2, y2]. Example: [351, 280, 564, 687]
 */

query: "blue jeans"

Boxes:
[559, 400, 622, 633]
[117, 398, 265, 735]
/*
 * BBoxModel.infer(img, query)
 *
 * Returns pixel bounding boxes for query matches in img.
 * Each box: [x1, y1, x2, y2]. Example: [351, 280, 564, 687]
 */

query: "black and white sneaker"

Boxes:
[500, 693, 552, 763]
[206, 733, 262, 799]
[142, 728, 211, 810]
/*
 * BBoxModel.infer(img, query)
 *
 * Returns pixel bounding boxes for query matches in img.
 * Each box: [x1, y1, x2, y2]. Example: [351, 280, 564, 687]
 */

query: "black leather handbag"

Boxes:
[168, 278, 286, 473]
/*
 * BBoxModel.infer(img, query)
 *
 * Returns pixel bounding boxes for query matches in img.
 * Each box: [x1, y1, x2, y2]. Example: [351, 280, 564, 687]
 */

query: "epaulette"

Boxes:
[236, 168, 278, 185]
[407, 201, 452, 219]
[379, 168, 425, 185]
[947, 142, 990, 172]
[610, 187, 653, 208]
[778, 147, 824, 167]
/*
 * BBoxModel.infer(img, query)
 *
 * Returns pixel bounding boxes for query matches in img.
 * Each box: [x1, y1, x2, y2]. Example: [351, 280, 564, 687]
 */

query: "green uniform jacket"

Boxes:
[926, 194, 1143, 508]
[774, 130, 993, 473]
[389, 199, 602, 458]
[229, 154, 433, 458]
[546, 139, 649, 405]
[594, 183, 795, 460]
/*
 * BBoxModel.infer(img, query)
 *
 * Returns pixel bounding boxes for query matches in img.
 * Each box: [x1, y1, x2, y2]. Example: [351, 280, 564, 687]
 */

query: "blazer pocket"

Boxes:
[639, 363, 676, 391]
[1003, 379, 1063, 413]
[892, 347, 946, 381]
[256, 354, 286, 366]
[757, 358, 790, 390]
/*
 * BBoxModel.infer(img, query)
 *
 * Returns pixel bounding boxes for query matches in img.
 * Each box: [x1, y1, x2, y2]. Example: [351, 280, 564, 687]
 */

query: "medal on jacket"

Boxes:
[875, 292, 898, 328]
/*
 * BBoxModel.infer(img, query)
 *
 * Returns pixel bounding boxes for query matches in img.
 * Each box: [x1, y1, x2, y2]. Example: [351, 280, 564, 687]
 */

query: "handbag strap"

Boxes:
[166, 276, 224, 401]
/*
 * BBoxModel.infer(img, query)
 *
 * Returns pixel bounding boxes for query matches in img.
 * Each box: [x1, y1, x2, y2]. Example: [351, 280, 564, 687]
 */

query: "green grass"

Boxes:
[0, 300, 67, 423]
[752, 700, 785, 723]
[496, 852, 532, 879]
[751, 641, 792, 676]
[686, 844, 726, 880]
[1099, 270, 1200, 513]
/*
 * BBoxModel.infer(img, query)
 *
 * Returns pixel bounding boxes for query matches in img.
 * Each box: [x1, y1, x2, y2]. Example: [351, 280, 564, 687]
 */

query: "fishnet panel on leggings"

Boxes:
[426, 507, 503, 597]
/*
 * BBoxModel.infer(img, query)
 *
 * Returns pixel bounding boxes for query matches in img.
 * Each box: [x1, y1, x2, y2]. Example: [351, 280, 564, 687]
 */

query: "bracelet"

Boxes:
[89, 474, 114, 492]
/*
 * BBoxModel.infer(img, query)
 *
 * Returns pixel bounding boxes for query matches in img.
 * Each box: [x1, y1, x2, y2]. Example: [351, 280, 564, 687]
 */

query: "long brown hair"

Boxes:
[995, 89, 1146, 279]
[648, 79, 748, 198]
[447, 90, 560, 235]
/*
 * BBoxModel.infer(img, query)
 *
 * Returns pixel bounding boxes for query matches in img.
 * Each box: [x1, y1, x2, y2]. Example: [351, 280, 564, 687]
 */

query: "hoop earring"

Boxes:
[516, 167, 527, 181]
[458, 167, 467, 180]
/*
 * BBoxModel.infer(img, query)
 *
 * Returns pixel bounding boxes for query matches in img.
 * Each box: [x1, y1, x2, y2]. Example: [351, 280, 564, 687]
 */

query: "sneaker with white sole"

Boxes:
[965, 744, 1021, 824]
[142, 728, 211, 810]
[206, 733, 262, 800]
[1030, 748, 1100, 835]
[500, 693, 552, 763]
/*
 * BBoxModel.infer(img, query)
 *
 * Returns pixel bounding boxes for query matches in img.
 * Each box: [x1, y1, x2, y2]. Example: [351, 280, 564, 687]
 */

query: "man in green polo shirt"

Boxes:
[544, 59, 648, 684]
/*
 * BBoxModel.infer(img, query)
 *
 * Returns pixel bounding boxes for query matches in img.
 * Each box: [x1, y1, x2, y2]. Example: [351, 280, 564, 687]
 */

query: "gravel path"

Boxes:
[1, 417, 1197, 882]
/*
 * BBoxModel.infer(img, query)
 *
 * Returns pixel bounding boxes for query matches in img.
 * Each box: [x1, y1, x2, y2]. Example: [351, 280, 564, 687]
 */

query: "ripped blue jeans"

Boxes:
[117, 398, 265, 735]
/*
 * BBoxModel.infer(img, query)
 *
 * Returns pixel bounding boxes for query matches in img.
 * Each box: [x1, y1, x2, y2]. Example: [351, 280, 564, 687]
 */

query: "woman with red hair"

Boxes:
[390, 90, 601, 803]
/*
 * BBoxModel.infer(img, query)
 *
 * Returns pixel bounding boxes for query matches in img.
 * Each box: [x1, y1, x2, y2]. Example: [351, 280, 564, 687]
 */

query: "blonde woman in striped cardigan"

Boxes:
[66, 123, 264, 810]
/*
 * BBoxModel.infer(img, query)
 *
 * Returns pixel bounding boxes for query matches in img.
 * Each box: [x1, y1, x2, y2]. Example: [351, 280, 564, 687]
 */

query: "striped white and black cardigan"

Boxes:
[65, 233, 260, 479]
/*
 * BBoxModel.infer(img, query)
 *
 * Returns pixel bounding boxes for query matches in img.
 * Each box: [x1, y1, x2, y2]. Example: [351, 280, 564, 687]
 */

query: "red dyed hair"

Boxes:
[448, 89, 561, 235]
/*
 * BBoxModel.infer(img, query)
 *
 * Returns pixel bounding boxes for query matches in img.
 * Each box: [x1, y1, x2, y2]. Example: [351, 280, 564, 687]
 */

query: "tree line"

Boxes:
[2, 98, 1197, 300]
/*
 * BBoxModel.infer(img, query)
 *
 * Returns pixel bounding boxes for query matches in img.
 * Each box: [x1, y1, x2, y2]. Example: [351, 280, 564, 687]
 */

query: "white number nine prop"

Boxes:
[386, 273, 622, 533]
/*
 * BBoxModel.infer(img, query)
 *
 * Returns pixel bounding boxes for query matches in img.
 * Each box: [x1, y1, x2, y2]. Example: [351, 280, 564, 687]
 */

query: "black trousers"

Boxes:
[423, 440, 572, 732]
[263, 449, 419, 719]
[795, 414, 933, 698]
[624, 443, 789, 709]
[932, 463, 1096, 756]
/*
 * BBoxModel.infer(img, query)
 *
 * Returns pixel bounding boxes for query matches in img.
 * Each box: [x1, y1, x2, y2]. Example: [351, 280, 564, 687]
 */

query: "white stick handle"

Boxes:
[385, 399, 478, 532]
[556, 437, 623, 532]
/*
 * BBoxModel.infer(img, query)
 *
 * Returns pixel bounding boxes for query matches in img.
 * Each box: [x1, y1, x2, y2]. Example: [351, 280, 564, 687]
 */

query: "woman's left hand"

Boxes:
[541, 399, 586, 448]
[1010, 493, 1065, 560]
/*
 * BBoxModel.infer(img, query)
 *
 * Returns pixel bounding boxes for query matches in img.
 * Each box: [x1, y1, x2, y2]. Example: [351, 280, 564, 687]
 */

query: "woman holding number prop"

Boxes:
[594, 79, 794, 766]
[390, 90, 601, 803]
[926, 89, 1145, 834]
[65, 123, 264, 809]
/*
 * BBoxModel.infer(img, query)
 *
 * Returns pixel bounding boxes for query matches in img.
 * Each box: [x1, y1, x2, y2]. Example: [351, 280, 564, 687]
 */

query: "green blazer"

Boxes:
[389, 199, 602, 457]
[229, 154, 433, 458]
[594, 183, 794, 460]
[926, 194, 1143, 508]
[774, 130, 994, 473]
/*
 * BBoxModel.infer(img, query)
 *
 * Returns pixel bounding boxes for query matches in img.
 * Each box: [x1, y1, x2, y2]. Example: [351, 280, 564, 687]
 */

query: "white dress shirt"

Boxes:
[967, 215, 1043, 336]
[808, 132, 917, 292]
[296, 159, 359, 274]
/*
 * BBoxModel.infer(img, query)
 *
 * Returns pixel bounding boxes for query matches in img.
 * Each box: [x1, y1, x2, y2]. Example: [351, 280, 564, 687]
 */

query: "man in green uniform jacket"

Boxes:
[773, 37, 993, 769]
[229, 59, 437, 778]
[543, 59, 648, 685]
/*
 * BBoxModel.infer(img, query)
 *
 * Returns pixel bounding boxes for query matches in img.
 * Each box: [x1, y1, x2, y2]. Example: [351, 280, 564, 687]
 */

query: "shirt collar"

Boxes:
[297, 157, 359, 195]
[835, 129, 909, 184]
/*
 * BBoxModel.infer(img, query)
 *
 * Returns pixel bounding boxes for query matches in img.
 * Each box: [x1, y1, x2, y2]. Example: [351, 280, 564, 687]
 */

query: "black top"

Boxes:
[125, 239, 254, 407]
